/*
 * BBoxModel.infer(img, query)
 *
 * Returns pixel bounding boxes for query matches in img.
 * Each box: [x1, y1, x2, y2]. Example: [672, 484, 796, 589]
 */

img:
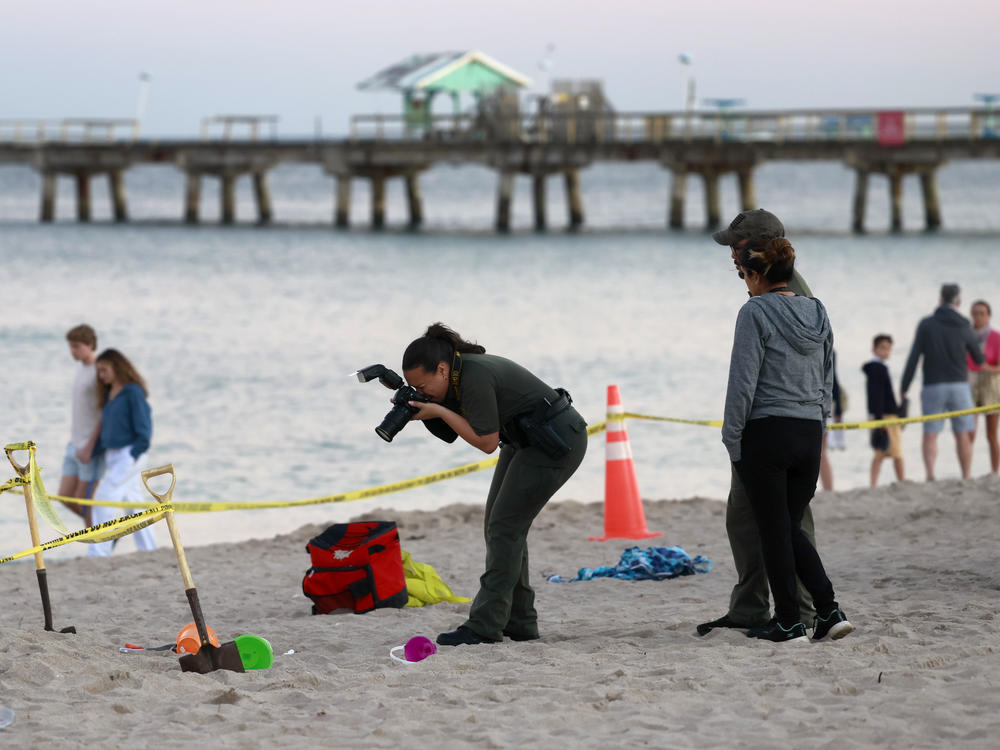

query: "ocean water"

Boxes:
[1, 159, 998, 559]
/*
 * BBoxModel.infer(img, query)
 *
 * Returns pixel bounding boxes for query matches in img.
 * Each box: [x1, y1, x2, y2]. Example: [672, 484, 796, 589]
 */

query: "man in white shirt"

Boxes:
[58, 324, 105, 523]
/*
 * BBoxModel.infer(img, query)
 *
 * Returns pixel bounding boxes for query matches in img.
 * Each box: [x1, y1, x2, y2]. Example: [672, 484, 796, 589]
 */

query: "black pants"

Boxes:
[726, 466, 817, 625]
[734, 417, 836, 627]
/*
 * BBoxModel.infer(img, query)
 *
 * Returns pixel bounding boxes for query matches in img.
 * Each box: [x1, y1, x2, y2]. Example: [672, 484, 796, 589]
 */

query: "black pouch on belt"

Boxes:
[512, 388, 574, 459]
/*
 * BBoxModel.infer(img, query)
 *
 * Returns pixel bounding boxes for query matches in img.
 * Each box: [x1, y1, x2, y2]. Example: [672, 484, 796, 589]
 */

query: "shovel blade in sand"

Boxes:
[179, 642, 246, 674]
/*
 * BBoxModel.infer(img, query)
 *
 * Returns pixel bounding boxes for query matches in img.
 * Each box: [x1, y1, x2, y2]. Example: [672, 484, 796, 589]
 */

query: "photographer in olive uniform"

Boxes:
[697, 209, 820, 636]
[402, 323, 588, 646]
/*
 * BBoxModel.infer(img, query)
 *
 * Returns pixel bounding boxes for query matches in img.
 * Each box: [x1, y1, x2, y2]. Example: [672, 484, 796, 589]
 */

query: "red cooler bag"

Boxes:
[302, 521, 408, 614]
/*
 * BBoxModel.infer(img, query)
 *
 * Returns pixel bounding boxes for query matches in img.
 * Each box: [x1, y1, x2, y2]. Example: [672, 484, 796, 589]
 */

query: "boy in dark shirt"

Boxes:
[862, 334, 905, 486]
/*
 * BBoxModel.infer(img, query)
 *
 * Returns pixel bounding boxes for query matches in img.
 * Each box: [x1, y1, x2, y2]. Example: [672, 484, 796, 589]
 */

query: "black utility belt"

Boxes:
[501, 388, 574, 458]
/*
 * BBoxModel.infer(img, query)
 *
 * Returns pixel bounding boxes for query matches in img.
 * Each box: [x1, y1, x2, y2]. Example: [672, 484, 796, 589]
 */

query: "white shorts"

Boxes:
[87, 447, 158, 557]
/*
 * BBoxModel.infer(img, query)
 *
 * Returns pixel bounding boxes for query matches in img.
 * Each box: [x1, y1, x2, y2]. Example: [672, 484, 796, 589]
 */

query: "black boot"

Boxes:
[436, 626, 500, 647]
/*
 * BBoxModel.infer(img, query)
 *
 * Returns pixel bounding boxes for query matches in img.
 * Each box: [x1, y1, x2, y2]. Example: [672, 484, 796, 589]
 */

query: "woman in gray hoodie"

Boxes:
[722, 238, 853, 644]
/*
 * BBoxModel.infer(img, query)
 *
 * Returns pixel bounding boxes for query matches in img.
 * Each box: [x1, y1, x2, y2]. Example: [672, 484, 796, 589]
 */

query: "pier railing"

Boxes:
[0, 118, 140, 143]
[349, 107, 999, 144]
[3, 108, 993, 145]
[199, 115, 280, 142]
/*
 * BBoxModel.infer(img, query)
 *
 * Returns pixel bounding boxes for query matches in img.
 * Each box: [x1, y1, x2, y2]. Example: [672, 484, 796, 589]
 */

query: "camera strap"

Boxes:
[449, 351, 463, 401]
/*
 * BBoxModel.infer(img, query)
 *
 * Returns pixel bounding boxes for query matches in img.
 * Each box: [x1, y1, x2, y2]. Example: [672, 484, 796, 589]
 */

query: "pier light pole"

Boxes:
[135, 72, 151, 138]
[678, 54, 695, 136]
[537, 43, 555, 102]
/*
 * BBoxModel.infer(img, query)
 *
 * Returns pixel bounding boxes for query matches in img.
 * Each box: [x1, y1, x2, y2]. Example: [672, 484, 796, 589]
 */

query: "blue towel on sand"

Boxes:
[547, 546, 712, 583]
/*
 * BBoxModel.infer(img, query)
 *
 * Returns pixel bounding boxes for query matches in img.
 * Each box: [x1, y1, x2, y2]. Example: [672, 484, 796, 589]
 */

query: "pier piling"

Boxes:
[668, 168, 687, 229]
[533, 174, 547, 231]
[888, 167, 903, 233]
[496, 171, 514, 233]
[334, 175, 351, 228]
[252, 171, 272, 224]
[737, 168, 757, 212]
[371, 174, 386, 229]
[564, 169, 584, 229]
[184, 173, 201, 224]
[221, 174, 237, 224]
[852, 168, 869, 234]
[109, 169, 127, 222]
[75, 172, 91, 222]
[702, 170, 721, 230]
[405, 172, 423, 228]
[919, 167, 942, 230]
[40, 172, 56, 223]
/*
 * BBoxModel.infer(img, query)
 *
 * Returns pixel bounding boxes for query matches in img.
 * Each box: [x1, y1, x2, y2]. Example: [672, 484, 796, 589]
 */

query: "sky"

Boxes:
[2, 0, 998, 137]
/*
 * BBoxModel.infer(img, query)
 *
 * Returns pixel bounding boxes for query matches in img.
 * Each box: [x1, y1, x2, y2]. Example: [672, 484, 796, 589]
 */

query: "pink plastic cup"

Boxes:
[402, 636, 437, 662]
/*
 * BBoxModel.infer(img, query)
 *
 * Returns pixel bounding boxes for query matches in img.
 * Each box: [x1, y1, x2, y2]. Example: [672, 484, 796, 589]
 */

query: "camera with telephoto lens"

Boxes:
[355, 364, 429, 442]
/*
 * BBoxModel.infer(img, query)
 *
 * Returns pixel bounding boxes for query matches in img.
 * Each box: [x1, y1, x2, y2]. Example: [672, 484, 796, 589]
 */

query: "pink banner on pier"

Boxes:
[877, 111, 906, 146]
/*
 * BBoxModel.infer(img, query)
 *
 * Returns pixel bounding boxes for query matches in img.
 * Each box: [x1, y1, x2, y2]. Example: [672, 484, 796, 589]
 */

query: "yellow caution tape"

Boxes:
[0, 504, 170, 565]
[7, 428, 613, 514]
[17, 455, 505, 513]
[3, 400, 997, 518]
[5, 441, 92, 539]
[824, 403, 1000, 430]
[0, 476, 28, 493]
[620, 412, 723, 428]
[619, 403, 1000, 431]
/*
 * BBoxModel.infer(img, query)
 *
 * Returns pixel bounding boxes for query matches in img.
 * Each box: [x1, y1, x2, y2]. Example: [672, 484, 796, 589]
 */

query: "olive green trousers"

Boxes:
[464, 409, 587, 641]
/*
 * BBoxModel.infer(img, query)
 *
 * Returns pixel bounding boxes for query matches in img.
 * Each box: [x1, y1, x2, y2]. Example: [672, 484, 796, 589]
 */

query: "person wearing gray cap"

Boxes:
[697, 208, 821, 638]
[900, 283, 984, 480]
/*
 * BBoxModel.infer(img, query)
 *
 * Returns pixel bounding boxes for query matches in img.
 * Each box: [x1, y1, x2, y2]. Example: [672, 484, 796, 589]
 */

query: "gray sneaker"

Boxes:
[812, 608, 854, 642]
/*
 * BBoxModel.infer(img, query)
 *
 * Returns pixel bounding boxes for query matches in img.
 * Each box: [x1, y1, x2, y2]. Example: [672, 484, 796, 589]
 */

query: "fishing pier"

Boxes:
[1, 107, 998, 232]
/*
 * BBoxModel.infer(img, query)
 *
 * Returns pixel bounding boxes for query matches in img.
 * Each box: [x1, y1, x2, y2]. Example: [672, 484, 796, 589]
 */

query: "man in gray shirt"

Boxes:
[900, 283, 984, 480]
[697, 209, 819, 637]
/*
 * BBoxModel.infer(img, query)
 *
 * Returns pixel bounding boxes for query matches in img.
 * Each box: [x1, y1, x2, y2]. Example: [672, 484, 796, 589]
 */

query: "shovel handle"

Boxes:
[5, 442, 33, 477]
[141, 464, 176, 504]
[4, 443, 44, 566]
[150, 465, 197, 592]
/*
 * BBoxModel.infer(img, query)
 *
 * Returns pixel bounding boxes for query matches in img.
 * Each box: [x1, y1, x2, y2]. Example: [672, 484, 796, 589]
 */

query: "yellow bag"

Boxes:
[401, 549, 471, 608]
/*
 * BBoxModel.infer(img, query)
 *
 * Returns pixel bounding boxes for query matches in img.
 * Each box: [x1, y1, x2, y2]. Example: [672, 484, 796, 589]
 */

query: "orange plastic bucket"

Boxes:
[175, 622, 220, 654]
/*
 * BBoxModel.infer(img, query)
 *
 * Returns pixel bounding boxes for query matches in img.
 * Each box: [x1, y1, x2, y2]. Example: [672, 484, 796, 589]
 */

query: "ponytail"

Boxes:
[737, 237, 795, 284]
[402, 322, 485, 373]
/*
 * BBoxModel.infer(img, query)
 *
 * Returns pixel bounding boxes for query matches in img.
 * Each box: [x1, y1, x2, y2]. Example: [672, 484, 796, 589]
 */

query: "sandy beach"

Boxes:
[1, 476, 998, 749]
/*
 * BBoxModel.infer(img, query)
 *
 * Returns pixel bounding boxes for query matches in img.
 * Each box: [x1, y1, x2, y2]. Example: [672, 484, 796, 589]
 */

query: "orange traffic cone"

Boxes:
[590, 385, 663, 542]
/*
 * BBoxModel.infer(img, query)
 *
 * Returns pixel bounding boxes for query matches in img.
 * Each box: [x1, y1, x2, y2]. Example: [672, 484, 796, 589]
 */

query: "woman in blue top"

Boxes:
[88, 349, 157, 556]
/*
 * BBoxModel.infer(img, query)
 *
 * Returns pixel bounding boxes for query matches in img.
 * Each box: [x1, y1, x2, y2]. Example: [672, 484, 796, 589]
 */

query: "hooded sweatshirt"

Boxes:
[862, 357, 898, 419]
[900, 305, 984, 394]
[722, 293, 833, 462]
